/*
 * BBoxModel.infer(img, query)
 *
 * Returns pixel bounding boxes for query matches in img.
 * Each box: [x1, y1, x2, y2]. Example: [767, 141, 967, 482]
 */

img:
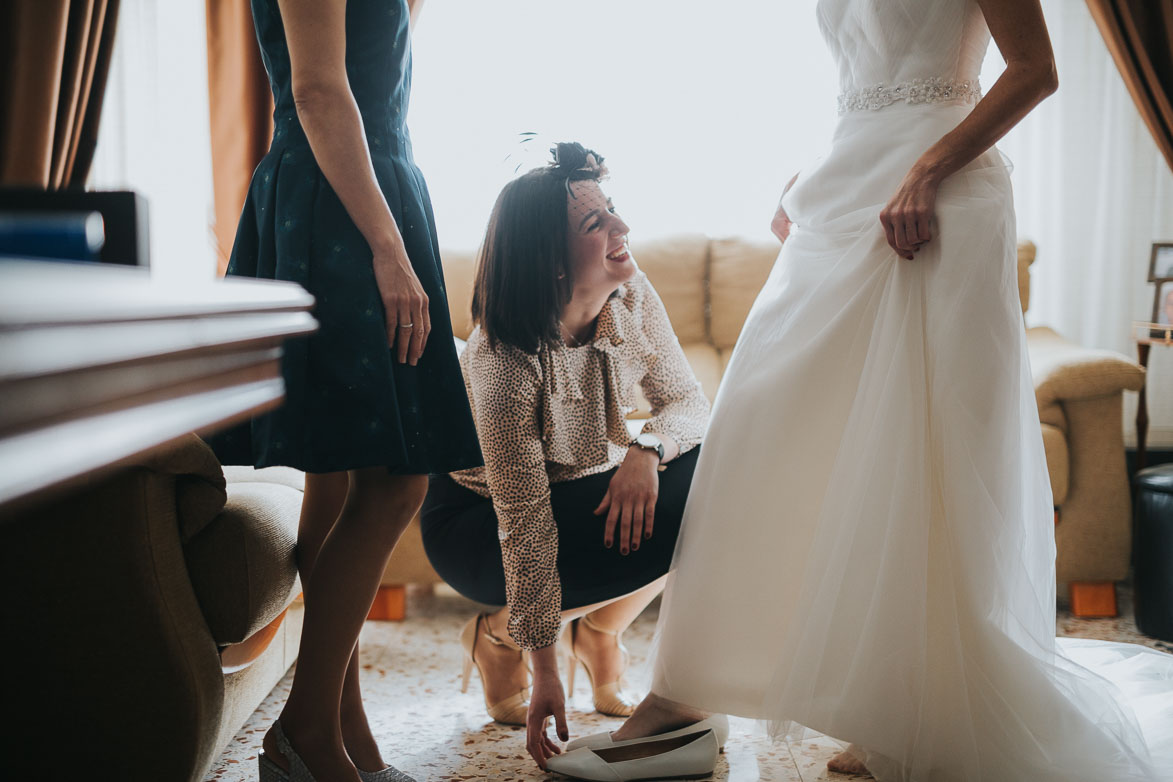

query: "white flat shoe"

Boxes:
[546, 728, 718, 781]
[565, 714, 729, 753]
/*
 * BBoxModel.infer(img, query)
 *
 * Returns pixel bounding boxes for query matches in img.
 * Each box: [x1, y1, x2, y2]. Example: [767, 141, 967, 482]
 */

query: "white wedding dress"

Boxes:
[650, 1, 1173, 780]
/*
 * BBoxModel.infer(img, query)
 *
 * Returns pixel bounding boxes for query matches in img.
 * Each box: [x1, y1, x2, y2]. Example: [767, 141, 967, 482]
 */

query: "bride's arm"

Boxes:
[882, 0, 1057, 260]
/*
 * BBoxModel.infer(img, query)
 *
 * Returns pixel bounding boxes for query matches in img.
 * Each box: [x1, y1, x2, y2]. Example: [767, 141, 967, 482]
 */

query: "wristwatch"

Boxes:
[632, 432, 666, 463]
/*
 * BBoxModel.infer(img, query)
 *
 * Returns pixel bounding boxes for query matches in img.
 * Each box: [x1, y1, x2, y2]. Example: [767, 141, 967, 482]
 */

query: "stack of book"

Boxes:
[0, 189, 149, 266]
[0, 211, 106, 262]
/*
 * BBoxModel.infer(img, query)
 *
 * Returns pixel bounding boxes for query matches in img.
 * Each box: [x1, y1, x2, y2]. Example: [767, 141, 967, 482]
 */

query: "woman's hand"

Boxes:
[526, 647, 569, 770]
[594, 447, 660, 555]
[880, 164, 942, 261]
[371, 240, 431, 365]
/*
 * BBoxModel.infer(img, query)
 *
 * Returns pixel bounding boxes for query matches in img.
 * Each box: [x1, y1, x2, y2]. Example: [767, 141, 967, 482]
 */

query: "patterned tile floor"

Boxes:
[207, 585, 1169, 781]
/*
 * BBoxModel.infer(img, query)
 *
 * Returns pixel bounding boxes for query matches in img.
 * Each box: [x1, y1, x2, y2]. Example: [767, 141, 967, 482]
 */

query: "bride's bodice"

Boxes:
[818, 0, 991, 112]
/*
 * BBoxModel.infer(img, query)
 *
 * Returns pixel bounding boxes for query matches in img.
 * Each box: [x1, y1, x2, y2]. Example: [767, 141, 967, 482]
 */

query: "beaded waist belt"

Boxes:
[837, 77, 982, 114]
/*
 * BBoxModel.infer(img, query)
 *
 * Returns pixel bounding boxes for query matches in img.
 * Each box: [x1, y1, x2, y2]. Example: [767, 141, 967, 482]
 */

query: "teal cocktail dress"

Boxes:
[214, 0, 482, 475]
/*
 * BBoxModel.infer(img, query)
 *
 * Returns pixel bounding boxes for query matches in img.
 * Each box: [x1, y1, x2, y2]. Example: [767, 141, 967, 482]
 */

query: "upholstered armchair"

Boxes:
[1018, 242, 1146, 616]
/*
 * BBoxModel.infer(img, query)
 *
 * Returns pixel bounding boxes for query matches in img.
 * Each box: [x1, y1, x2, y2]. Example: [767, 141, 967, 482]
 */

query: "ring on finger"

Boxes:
[397, 323, 414, 329]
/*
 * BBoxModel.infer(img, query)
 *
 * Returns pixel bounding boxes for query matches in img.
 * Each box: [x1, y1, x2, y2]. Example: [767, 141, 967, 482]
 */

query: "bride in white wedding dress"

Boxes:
[543, 0, 1173, 780]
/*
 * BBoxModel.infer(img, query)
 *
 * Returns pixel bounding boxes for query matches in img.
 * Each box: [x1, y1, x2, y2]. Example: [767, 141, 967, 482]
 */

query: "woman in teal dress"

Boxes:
[216, 1, 481, 780]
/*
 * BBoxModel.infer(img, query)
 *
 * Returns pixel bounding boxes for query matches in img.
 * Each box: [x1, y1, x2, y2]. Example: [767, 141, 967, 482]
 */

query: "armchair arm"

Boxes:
[128, 433, 227, 542]
[1027, 326, 1145, 408]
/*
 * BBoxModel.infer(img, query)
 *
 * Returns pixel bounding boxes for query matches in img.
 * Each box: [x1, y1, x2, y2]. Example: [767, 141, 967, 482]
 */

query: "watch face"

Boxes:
[636, 433, 664, 459]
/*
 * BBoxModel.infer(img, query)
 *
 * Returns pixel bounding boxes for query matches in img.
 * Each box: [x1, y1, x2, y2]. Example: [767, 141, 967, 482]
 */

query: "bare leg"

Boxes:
[292, 472, 389, 773]
[828, 745, 873, 777]
[264, 469, 428, 782]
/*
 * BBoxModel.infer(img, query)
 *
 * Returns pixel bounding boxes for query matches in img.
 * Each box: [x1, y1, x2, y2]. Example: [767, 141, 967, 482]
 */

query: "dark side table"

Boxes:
[1134, 465, 1173, 641]
[1134, 321, 1172, 470]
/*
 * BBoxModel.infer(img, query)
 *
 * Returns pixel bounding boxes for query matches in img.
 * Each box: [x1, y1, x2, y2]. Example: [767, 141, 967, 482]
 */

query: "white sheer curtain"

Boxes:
[89, 0, 218, 282]
[980, 0, 1173, 447]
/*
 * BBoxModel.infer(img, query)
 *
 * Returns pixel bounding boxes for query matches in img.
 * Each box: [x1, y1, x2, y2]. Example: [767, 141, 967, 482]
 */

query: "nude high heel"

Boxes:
[459, 613, 530, 725]
[561, 615, 638, 717]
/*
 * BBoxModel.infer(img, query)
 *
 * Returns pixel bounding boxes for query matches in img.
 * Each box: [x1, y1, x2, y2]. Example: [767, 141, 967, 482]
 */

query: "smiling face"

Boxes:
[566, 179, 633, 295]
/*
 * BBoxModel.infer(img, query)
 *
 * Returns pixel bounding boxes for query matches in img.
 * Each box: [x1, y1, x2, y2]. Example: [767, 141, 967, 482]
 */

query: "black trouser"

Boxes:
[420, 447, 701, 610]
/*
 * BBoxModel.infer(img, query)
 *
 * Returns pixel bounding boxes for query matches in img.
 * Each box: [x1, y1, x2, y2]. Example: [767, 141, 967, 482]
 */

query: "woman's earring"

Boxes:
[557, 273, 566, 279]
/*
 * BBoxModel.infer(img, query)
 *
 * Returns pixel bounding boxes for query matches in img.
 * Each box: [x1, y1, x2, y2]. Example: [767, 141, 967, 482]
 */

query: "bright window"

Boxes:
[408, 1, 841, 249]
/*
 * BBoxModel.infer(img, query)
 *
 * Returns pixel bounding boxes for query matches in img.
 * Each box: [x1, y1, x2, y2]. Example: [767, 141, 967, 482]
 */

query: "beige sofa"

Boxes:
[375, 237, 1144, 618]
[0, 435, 305, 782]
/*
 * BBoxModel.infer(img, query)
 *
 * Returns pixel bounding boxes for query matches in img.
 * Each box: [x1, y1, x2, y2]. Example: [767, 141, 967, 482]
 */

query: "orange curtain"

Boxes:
[0, 0, 120, 188]
[206, 0, 274, 275]
[1086, 0, 1173, 173]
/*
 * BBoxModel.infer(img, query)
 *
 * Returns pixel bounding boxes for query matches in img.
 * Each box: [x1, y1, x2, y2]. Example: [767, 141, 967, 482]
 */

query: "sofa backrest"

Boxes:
[440, 248, 477, 341]
[440, 236, 1039, 348]
[626, 234, 710, 344]
[438, 236, 716, 345]
[708, 238, 780, 350]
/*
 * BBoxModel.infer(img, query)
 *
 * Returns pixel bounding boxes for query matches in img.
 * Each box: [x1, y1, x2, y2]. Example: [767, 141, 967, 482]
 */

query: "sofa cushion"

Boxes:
[383, 519, 444, 585]
[183, 480, 302, 646]
[440, 248, 478, 341]
[631, 235, 710, 344]
[709, 238, 779, 350]
[1040, 423, 1069, 506]
[682, 343, 724, 405]
[221, 465, 305, 493]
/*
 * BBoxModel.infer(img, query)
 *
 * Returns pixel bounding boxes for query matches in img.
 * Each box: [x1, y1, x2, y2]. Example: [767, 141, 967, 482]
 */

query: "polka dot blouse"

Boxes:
[450, 271, 710, 650]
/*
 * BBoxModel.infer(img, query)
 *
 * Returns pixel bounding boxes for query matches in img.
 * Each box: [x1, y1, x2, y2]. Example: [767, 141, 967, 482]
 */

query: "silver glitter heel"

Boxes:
[258, 720, 320, 782]
[259, 753, 289, 782]
[358, 765, 417, 782]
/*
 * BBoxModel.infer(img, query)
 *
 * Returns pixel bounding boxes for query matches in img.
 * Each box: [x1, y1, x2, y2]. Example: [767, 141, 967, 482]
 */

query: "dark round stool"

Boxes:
[1133, 464, 1173, 642]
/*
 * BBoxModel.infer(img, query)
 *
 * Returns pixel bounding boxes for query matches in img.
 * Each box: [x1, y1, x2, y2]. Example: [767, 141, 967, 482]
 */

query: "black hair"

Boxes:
[471, 142, 607, 353]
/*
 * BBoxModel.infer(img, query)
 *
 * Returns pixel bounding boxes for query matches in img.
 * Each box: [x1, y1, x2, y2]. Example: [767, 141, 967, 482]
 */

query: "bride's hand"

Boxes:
[881, 164, 941, 261]
[771, 171, 801, 244]
[771, 202, 793, 244]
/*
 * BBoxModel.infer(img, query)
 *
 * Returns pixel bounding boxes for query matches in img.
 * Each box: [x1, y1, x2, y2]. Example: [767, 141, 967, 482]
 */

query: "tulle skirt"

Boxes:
[650, 101, 1173, 781]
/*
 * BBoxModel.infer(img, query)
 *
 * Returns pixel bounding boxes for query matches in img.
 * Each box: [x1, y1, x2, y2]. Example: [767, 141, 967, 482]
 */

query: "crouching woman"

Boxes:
[419, 143, 709, 768]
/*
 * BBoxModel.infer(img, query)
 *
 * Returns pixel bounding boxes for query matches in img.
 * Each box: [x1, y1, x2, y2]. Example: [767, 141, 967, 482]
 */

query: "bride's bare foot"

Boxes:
[827, 746, 873, 777]
[609, 693, 709, 742]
